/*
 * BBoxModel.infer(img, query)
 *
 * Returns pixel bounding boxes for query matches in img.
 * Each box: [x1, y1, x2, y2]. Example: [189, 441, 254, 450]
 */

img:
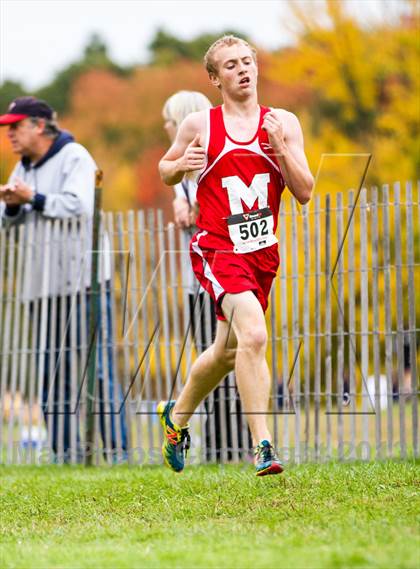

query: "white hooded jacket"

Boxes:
[1, 131, 110, 299]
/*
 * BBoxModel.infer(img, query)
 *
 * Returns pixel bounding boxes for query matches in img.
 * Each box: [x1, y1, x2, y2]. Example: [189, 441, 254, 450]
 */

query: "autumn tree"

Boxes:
[36, 34, 132, 114]
[267, 0, 419, 186]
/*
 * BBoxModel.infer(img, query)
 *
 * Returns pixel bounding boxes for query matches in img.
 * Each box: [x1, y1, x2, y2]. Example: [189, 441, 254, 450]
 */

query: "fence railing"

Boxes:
[0, 182, 418, 465]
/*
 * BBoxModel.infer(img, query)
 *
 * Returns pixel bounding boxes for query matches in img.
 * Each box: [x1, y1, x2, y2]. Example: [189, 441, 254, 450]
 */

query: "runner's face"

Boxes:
[211, 44, 258, 98]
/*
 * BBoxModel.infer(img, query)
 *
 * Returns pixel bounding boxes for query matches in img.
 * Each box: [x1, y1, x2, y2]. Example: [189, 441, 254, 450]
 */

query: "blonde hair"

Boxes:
[162, 90, 212, 128]
[204, 35, 257, 75]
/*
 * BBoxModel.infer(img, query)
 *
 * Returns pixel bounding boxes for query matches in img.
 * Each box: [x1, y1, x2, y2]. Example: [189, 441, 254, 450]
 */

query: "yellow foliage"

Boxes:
[102, 162, 138, 212]
[268, 0, 419, 188]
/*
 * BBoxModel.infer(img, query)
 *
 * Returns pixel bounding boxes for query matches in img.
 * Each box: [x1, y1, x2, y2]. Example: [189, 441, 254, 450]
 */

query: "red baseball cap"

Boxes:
[0, 96, 54, 125]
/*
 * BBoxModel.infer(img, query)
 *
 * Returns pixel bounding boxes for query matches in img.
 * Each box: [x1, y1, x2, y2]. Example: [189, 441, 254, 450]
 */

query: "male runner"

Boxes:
[158, 35, 314, 476]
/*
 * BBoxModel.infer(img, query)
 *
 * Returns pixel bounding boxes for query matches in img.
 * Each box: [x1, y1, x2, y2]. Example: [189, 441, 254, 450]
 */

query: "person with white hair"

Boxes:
[162, 90, 212, 307]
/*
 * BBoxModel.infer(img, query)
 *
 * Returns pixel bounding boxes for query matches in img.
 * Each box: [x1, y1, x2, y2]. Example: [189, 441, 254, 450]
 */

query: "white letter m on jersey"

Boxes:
[222, 173, 270, 215]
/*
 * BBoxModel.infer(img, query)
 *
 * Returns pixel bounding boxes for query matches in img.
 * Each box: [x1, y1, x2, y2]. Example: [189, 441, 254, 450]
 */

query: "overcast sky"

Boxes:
[0, 0, 408, 90]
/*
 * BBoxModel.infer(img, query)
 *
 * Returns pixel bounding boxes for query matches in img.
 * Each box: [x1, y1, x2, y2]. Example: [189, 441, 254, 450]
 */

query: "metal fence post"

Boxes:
[85, 170, 103, 466]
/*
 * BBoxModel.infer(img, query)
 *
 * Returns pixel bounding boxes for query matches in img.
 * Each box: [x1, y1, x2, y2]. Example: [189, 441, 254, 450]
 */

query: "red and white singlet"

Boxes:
[190, 105, 286, 318]
[195, 104, 285, 252]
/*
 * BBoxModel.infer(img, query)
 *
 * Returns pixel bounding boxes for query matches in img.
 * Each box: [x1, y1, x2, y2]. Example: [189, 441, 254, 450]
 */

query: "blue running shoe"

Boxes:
[157, 400, 190, 473]
[254, 440, 284, 476]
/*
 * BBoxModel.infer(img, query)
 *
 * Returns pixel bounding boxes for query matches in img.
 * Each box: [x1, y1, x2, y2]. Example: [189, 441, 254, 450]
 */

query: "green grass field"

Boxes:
[1, 461, 419, 569]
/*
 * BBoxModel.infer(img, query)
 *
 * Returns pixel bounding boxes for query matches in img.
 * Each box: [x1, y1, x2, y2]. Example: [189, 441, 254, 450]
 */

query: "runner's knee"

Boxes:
[238, 326, 267, 352]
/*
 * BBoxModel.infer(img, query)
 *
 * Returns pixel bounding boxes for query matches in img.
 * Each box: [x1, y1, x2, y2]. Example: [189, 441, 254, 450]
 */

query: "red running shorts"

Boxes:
[190, 230, 279, 321]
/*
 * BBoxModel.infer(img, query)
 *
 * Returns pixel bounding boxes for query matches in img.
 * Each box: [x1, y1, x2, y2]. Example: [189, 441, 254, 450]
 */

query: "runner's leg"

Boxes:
[172, 319, 237, 427]
[221, 291, 272, 445]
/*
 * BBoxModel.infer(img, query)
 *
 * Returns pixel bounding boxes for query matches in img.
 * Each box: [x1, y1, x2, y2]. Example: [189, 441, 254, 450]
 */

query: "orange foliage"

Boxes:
[135, 145, 173, 216]
[0, 129, 18, 183]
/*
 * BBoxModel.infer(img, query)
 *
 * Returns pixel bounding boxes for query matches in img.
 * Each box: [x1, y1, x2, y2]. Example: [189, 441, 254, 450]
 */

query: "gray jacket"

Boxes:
[1, 131, 109, 299]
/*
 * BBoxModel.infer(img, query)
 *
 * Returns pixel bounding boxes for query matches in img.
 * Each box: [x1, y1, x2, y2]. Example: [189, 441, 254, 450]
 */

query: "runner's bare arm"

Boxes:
[159, 112, 207, 186]
[262, 110, 314, 204]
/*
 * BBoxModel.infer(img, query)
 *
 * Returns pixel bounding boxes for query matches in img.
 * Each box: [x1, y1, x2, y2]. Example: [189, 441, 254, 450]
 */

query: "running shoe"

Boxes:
[254, 439, 284, 476]
[157, 400, 190, 473]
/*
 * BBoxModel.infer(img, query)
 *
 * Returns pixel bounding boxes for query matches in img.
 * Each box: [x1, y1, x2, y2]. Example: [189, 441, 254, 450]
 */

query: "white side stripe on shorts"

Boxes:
[192, 231, 225, 300]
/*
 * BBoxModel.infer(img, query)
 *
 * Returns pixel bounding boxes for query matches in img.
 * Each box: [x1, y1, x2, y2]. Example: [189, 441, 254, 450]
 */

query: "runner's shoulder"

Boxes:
[179, 110, 207, 135]
[270, 108, 300, 124]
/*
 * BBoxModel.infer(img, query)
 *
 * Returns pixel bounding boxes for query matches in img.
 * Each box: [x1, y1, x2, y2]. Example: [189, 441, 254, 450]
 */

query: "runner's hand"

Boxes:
[262, 112, 287, 154]
[179, 134, 206, 173]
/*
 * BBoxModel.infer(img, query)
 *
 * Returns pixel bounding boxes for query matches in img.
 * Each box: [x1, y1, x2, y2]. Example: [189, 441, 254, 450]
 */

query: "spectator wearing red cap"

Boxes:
[0, 96, 128, 463]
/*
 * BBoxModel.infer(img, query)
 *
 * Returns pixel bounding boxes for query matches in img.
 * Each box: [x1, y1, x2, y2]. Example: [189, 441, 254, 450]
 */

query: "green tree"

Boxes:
[0, 80, 26, 113]
[36, 33, 132, 114]
[149, 28, 250, 65]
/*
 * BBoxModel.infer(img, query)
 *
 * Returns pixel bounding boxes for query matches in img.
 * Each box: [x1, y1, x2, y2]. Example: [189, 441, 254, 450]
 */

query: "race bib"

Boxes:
[227, 207, 278, 254]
